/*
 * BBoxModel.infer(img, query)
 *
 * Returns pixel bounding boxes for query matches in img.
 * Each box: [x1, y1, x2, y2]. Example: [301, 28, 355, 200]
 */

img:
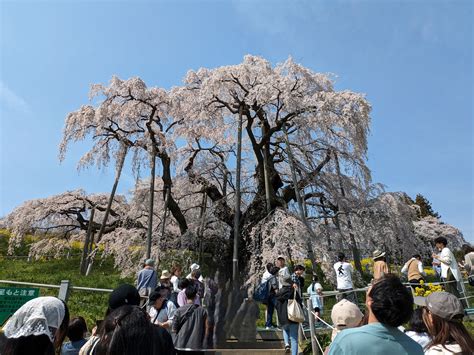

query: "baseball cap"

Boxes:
[425, 291, 464, 320]
[108, 284, 140, 310]
[331, 299, 364, 329]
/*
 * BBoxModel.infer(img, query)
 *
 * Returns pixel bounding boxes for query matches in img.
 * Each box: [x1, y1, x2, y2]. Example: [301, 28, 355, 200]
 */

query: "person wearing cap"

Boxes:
[329, 299, 364, 341]
[328, 275, 423, 355]
[401, 254, 426, 289]
[333, 252, 357, 304]
[372, 249, 389, 281]
[137, 259, 158, 300]
[148, 287, 177, 333]
[421, 291, 474, 354]
[432, 237, 463, 302]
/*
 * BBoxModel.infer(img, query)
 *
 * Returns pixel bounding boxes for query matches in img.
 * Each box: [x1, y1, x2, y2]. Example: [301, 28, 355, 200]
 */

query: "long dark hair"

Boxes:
[423, 309, 474, 353]
[2, 301, 70, 355]
[406, 308, 428, 334]
[95, 305, 161, 355]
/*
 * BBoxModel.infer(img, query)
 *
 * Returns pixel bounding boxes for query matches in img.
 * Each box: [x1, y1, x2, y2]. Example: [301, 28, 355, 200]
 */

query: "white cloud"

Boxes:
[0, 81, 31, 114]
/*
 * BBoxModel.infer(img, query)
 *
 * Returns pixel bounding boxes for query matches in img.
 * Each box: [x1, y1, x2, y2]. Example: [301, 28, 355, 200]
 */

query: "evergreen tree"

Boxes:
[415, 194, 441, 218]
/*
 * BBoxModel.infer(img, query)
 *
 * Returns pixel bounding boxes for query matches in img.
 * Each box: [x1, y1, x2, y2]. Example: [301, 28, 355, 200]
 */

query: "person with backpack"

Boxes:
[260, 263, 279, 329]
[172, 284, 209, 354]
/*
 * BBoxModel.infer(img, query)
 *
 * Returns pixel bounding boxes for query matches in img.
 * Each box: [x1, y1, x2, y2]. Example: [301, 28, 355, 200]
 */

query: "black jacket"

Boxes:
[275, 286, 302, 326]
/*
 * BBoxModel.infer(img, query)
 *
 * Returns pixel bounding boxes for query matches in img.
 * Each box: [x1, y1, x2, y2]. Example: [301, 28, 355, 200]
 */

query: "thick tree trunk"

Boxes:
[160, 154, 188, 234]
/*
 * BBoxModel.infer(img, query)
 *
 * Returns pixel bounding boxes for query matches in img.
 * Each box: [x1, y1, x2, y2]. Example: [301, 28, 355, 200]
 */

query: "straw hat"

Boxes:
[372, 249, 386, 259]
[160, 270, 171, 280]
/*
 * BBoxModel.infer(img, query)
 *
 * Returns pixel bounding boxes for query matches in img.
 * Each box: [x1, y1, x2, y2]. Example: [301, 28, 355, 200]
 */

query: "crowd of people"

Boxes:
[0, 236, 473, 355]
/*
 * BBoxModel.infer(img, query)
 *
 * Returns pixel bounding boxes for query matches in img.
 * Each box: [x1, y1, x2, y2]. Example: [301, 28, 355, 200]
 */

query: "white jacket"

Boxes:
[438, 247, 461, 281]
[424, 343, 462, 354]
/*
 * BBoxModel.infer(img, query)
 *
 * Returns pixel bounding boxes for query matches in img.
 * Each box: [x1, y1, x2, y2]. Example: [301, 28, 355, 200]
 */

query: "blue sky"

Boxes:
[0, 0, 472, 241]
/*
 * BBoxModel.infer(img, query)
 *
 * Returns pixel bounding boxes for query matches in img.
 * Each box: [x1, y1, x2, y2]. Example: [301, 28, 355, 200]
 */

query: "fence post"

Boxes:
[58, 280, 71, 302]
[307, 298, 319, 355]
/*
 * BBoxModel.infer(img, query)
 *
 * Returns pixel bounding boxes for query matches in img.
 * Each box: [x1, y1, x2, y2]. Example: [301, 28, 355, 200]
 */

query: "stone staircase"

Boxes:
[200, 327, 331, 355]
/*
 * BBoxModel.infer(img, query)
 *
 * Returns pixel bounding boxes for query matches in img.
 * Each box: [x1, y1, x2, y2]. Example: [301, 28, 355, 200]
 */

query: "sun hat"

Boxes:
[144, 259, 155, 267]
[108, 284, 140, 310]
[3, 296, 66, 342]
[425, 291, 464, 320]
[160, 270, 171, 280]
[190, 263, 200, 271]
[372, 249, 386, 259]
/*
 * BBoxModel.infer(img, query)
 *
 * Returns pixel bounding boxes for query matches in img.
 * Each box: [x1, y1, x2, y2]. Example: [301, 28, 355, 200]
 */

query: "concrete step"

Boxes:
[205, 350, 286, 355]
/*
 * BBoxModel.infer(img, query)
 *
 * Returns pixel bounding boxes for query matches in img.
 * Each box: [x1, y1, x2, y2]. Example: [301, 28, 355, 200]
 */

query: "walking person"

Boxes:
[432, 237, 463, 301]
[401, 254, 426, 290]
[186, 263, 204, 282]
[372, 249, 389, 281]
[290, 264, 305, 295]
[177, 278, 201, 307]
[276, 256, 291, 289]
[261, 263, 279, 329]
[148, 287, 177, 333]
[172, 285, 209, 354]
[137, 259, 158, 305]
[170, 265, 182, 307]
[275, 277, 302, 355]
[307, 275, 324, 326]
[333, 252, 357, 304]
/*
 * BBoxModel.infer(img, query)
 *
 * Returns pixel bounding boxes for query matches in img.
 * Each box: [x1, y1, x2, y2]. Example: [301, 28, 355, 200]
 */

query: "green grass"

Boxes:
[0, 232, 132, 330]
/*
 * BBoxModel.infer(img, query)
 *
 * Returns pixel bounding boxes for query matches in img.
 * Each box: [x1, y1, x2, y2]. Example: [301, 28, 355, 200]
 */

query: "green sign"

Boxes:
[0, 287, 40, 325]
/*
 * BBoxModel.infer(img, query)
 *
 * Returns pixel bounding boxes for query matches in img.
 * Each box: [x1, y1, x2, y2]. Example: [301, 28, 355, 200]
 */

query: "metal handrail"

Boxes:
[0, 279, 113, 293]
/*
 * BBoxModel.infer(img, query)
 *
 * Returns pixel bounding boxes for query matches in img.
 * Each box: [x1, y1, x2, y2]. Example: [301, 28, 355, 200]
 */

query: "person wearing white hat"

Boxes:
[186, 263, 204, 282]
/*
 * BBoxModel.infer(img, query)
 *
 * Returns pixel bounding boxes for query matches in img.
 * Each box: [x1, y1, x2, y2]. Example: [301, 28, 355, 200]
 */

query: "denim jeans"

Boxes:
[282, 322, 299, 355]
[265, 295, 276, 327]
